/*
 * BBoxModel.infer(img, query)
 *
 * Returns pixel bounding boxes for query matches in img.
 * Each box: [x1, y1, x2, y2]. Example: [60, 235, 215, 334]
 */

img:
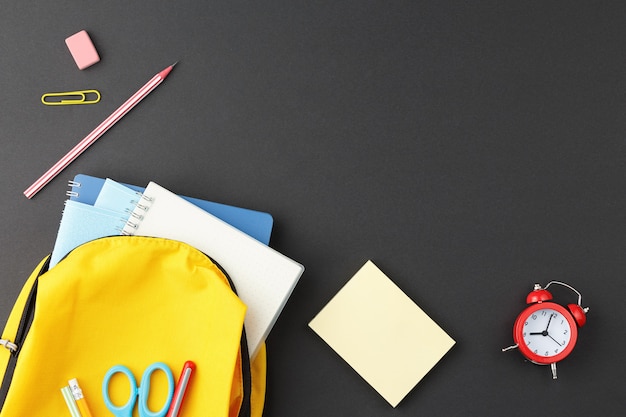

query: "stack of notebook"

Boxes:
[51, 174, 304, 359]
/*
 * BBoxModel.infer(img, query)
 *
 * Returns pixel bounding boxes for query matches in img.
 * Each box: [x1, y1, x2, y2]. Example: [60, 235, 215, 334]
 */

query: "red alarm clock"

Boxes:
[502, 281, 589, 379]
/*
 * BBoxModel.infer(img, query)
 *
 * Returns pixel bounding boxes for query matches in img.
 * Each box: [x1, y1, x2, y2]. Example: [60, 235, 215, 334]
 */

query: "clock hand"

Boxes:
[529, 330, 548, 336]
[544, 313, 554, 332]
[548, 334, 562, 346]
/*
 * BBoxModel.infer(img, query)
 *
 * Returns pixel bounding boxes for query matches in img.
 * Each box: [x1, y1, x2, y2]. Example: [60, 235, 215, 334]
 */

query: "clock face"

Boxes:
[513, 302, 578, 364]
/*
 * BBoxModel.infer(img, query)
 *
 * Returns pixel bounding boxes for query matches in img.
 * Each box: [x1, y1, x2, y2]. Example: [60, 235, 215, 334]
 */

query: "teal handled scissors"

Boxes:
[102, 362, 175, 417]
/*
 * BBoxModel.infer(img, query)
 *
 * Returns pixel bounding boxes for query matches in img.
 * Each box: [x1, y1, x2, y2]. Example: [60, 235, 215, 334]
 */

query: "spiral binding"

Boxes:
[65, 179, 144, 201]
[121, 194, 153, 235]
[66, 180, 81, 198]
[64, 178, 152, 235]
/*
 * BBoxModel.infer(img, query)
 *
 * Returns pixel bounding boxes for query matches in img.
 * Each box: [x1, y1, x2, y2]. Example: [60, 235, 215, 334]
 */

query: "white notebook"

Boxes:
[122, 182, 305, 358]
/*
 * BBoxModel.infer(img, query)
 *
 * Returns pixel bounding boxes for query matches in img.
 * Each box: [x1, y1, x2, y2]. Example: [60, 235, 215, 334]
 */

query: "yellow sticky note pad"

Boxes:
[309, 260, 455, 407]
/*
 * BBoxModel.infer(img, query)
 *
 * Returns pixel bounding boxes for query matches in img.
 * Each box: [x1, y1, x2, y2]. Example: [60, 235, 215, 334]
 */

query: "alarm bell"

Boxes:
[526, 281, 589, 328]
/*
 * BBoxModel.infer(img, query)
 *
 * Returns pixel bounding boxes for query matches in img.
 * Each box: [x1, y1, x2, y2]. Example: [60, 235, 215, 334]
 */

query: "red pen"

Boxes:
[166, 361, 196, 417]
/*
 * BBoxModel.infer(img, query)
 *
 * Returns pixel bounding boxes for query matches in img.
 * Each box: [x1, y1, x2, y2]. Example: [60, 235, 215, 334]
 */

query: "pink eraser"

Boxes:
[65, 30, 100, 70]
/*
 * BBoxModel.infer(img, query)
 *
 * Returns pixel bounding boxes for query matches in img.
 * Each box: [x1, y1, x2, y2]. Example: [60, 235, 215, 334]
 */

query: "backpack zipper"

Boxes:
[209, 255, 253, 417]
[0, 257, 49, 408]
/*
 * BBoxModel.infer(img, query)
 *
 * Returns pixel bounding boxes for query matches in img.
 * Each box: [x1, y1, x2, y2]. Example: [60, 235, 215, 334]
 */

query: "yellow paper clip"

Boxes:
[41, 90, 101, 106]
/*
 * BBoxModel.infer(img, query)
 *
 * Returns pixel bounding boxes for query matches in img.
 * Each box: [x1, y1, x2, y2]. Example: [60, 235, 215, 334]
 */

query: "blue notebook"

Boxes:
[50, 175, 274, 267]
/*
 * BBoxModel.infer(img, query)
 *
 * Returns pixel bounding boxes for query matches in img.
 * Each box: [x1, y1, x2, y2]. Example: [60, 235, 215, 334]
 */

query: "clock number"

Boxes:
[541, 311, 547, 316]
[532, 314, 537, 320]
[563, 329, 568, 335]
[545, 350, 549, 356]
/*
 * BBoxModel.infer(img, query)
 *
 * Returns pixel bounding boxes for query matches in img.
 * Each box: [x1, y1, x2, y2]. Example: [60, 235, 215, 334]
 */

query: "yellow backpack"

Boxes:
[0, 236, 266, 416]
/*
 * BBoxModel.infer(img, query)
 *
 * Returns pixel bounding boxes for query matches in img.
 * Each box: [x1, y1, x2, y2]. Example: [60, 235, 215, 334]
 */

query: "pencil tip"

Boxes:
[171, 61, 179, 68]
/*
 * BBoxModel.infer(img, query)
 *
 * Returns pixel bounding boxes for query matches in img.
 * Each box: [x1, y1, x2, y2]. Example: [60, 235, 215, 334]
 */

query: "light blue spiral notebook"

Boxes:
[50, 200, 130, 266]
[50, 175, 274, 267]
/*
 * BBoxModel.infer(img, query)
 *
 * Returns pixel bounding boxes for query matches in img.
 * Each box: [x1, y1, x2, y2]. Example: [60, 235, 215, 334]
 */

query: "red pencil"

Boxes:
[166, 361, 196, 417]
[24, 63, 177, 199]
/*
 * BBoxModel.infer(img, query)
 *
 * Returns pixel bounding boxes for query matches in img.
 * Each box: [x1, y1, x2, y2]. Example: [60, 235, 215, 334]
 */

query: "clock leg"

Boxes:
[550, 363, 557, 379]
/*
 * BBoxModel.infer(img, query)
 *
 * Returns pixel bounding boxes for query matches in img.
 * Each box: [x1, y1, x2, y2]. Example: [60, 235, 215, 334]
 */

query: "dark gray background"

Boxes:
[1, 1, 625, 415]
